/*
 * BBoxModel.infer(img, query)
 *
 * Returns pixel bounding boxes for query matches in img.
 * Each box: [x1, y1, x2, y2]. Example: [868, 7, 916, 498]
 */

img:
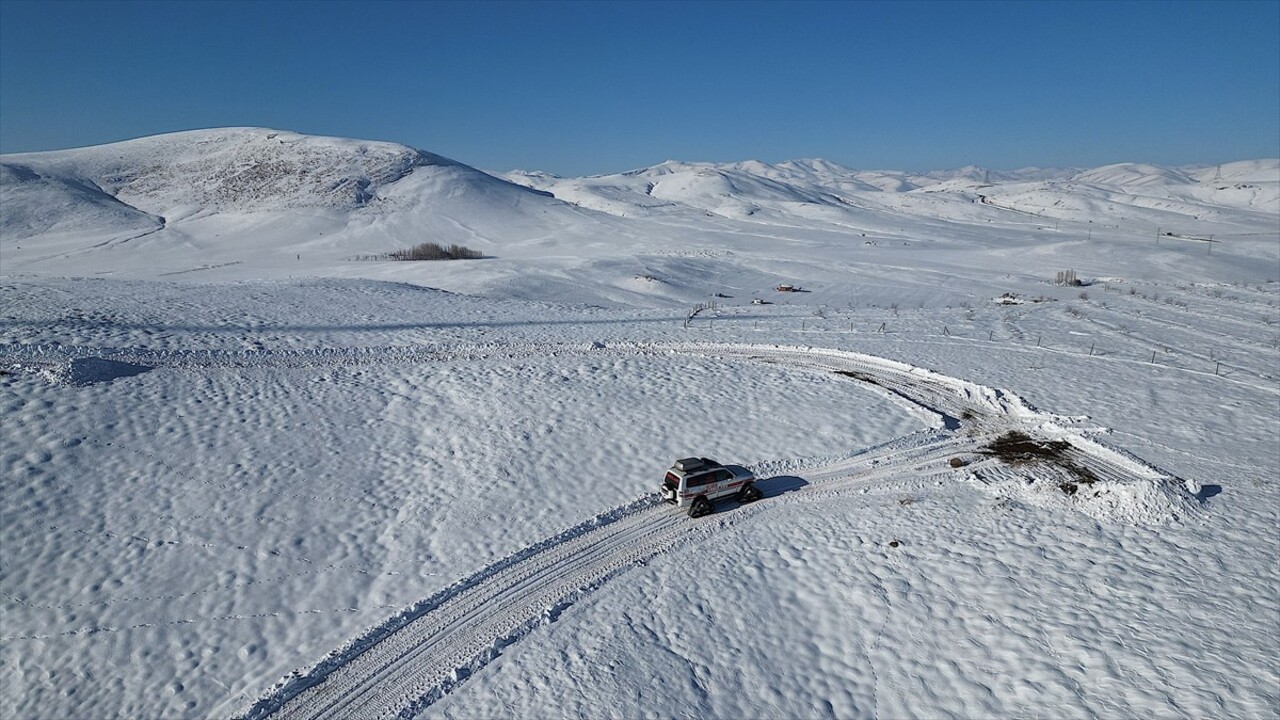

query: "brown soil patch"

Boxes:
[979, 430, 1101, 495]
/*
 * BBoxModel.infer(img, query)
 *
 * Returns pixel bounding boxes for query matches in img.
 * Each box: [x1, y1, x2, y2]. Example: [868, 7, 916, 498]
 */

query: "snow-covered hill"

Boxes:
[0, 161, 163, 238]
[0, 128, 529, 218]
[1072, 162, 1198, 187]
[0, 128, 614, 265]
[0, 128, 657, 297]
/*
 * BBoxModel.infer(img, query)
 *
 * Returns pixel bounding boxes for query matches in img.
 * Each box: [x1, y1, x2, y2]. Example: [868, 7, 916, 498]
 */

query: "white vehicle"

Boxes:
[660, 457, 762, 518]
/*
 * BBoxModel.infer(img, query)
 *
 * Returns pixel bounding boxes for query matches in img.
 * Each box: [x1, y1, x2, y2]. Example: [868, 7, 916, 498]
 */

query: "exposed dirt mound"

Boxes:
[979, 430, 1100, 495]
[970, 430, 1203, 525]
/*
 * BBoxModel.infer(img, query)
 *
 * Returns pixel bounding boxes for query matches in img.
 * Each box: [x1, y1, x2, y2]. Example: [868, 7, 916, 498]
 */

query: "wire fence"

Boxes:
[679, 310, 1278, 384]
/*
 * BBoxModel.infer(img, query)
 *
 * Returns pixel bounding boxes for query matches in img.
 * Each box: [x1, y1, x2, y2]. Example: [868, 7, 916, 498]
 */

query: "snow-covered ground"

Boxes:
[1, 130, 1277, 719]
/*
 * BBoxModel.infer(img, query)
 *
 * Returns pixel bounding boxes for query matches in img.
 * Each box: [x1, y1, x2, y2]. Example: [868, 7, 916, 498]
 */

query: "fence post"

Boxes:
[1089, 341, 1095, 356]
[1150, 350, 1157, 364]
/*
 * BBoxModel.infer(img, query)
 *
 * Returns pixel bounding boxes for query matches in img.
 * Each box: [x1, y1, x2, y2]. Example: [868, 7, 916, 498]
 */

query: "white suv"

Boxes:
[660, 457, 762, 517]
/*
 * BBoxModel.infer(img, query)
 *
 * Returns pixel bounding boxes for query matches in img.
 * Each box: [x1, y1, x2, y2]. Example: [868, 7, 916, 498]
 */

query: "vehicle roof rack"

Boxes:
[674, 457, 722, 472]
[673, 457, 706, 472]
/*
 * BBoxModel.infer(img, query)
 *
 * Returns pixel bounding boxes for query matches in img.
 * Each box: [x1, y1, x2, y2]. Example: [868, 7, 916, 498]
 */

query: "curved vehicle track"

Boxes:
[241, 434, 965, 720]
[42, 341, 1165, 720]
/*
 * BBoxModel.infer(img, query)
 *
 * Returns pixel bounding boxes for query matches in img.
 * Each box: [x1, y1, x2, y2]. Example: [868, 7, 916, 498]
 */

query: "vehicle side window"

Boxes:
[687, 471, 710, 488]
[711, 468, 733, 483]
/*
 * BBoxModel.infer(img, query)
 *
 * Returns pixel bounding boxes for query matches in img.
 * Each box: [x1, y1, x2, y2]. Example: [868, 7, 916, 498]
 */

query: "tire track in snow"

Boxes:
[242, 436, 964, 720]
[204, 343, 1189, 720]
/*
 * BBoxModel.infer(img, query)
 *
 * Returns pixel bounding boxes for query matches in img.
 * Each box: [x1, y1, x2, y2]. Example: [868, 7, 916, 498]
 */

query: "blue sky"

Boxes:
[1, 0, 1277, 175]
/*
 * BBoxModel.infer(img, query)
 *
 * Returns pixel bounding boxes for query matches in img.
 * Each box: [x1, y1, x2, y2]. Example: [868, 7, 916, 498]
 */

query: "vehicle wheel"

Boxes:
[688, 496, 712, 518]
[737, 483, 762, 503]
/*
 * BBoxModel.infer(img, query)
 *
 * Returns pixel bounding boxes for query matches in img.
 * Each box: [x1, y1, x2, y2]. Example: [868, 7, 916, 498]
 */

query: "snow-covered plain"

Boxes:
[1, 129, 1278, 719]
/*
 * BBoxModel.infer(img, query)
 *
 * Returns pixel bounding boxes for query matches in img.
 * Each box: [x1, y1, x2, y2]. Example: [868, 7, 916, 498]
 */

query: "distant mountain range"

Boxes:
[3, 128, 1275, 241]
[504, 156, 1278, 221]
[1, 128, 1276, 299]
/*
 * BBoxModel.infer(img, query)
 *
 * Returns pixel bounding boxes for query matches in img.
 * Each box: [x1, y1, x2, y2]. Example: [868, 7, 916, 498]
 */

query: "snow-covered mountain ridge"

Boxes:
[506, 156, 1280, 220]
[0, 128, 557, 239]
[5, 128, 1275, 233]
[3, 128, 501, 213]
[1, 128, 1277, 308]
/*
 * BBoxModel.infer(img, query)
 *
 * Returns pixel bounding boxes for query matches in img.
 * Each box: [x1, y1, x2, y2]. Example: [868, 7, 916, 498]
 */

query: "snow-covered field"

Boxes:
[1, 130, 1278, 719]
